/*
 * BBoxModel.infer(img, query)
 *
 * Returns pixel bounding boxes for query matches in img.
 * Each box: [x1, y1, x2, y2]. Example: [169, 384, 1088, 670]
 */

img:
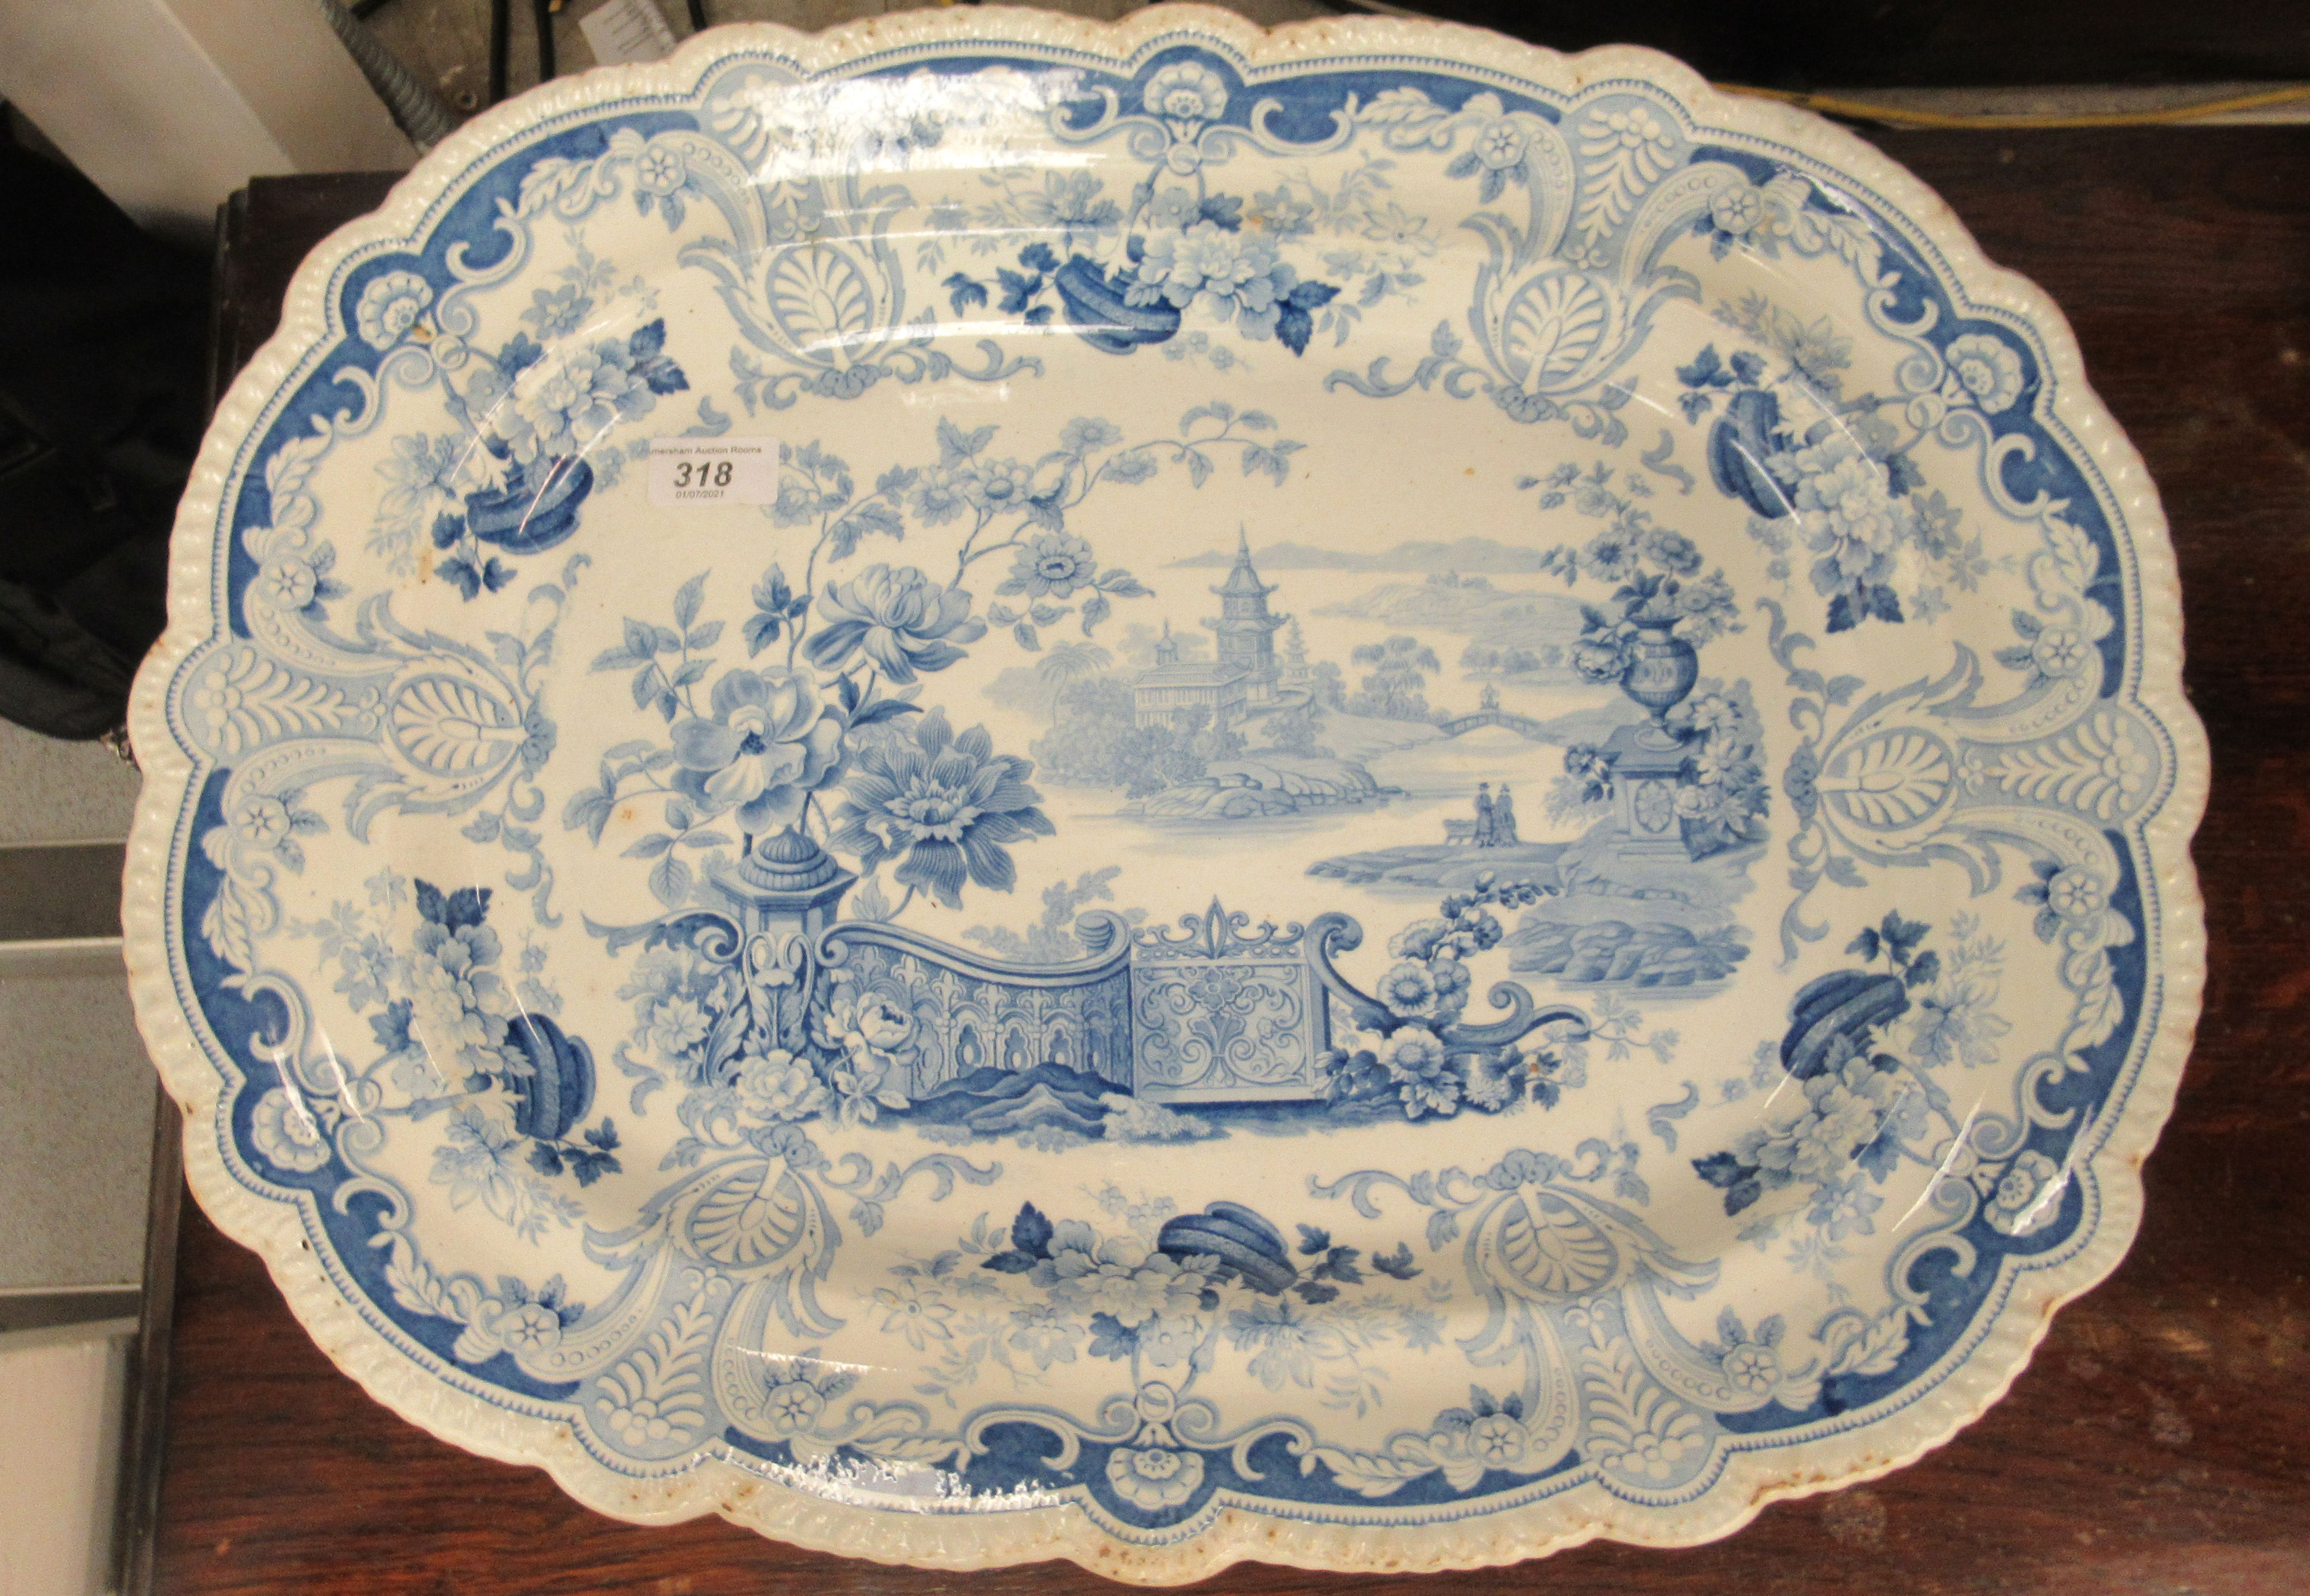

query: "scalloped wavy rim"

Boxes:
[125, 4, 2208, 1581]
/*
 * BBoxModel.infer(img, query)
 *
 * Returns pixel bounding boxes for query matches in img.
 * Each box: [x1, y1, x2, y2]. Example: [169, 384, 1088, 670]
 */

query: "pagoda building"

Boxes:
[1203, 528, 1289, 706]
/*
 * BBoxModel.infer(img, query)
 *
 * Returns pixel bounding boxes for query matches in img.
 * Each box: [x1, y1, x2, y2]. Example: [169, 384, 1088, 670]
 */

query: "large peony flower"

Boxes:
[404, 919, 517, 1080]
[670, 667, 844, 834]
[1734, 1041, 1921, 1187]
[803, 564, 984, 683]
[828, 711, 1054, 908]
[1775, 434, 1914, 589]
[819, 989, 918, 1065]
[515, 339, 653, 456]
[462, 321, 682, 466]
[1573, 636, 1631, 684]
[1132, 222, 1281, 319]
[734, 1049, 829, 1123]
[1041, 1236, 1210, 1329]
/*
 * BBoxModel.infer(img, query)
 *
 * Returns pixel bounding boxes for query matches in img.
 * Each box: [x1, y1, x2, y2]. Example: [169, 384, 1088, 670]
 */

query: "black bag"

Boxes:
[0, 117, 206, 741]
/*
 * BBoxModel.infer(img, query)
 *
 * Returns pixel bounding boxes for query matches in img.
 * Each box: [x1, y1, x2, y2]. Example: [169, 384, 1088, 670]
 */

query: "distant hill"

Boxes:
[1315, 579, 1588, 650]
[1169, 536, 1550, 574]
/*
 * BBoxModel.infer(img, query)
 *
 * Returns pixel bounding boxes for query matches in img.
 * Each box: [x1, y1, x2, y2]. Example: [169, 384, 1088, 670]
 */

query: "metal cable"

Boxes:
[489, 0, 510, 104]
[312, 0, 459, 150]
[534, 0, 557, 81]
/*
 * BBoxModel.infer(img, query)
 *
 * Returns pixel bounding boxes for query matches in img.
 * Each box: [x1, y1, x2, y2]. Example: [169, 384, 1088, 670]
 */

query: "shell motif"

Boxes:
[763, 242, 877, 364]
[670, 1158, 824, 1275]
[1496, 268, 1620, 395]
[384, 667, 522, 784]
[1486, 1188, 1623, 1300]
[1817, 728, 1956, 833]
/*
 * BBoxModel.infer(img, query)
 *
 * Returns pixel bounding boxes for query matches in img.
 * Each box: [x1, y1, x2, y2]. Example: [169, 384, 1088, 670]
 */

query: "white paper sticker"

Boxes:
[578, 0, 677, 67]
[647, 437, 778, 507]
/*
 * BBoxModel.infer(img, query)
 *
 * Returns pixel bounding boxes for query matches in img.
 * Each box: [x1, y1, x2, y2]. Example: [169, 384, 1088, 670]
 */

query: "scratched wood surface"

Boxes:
[156, 128, 2310, 1595]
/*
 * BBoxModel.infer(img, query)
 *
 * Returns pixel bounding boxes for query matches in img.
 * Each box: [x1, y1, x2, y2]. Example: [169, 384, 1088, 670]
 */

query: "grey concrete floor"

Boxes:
[0, 723, 148, 1294]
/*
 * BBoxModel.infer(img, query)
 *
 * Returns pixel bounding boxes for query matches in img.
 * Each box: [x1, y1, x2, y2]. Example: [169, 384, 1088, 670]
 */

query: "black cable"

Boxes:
[687, 0, 707, 33]
[533, 0, 556, 81]
[488, 0, 509, 102]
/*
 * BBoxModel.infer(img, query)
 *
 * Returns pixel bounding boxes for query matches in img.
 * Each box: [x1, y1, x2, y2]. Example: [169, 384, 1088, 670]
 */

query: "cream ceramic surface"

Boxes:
[126, 7, 2206, 1580]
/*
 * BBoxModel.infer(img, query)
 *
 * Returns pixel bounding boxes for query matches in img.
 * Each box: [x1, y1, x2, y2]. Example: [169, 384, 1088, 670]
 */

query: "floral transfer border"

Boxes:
[125, 5, 2207, 1581]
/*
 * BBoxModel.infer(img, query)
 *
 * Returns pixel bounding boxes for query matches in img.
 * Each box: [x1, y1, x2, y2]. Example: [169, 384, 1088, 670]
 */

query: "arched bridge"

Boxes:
[1434, 709, 1556, 741]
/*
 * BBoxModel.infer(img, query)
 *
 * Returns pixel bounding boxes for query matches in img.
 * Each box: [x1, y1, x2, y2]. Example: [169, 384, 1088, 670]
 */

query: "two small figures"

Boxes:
[1448, 781, 1518, 847]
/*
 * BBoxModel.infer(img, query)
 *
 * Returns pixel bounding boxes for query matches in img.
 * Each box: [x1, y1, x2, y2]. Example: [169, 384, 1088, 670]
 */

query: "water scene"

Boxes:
[952, 536, 1760, 1002]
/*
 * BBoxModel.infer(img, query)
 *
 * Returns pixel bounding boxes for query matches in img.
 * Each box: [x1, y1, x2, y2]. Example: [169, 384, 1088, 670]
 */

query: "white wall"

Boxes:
[0, 0, 414, 242]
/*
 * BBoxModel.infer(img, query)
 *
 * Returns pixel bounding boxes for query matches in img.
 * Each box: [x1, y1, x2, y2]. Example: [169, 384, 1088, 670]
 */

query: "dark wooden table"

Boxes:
[157, 130, 2310, 1595]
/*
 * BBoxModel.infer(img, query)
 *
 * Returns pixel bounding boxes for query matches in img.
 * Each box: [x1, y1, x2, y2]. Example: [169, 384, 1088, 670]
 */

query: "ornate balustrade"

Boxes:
[826, 901, 1337, 1102]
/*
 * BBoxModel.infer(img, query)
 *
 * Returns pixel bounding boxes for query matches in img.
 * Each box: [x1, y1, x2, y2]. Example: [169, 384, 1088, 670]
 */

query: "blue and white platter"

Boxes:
[127, 6, 2208, 1579]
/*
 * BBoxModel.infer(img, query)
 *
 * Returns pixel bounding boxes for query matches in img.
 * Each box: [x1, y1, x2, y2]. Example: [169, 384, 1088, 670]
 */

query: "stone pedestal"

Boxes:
[707, 828, 857, 1050]
[1601, 723, 1691, 858]
[722, 827, 856, 939]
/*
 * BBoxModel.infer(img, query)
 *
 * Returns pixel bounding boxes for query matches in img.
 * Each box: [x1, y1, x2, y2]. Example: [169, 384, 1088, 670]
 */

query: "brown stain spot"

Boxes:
[618, 806, 636, 823]
[1820, 1486, 1888, 1549]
